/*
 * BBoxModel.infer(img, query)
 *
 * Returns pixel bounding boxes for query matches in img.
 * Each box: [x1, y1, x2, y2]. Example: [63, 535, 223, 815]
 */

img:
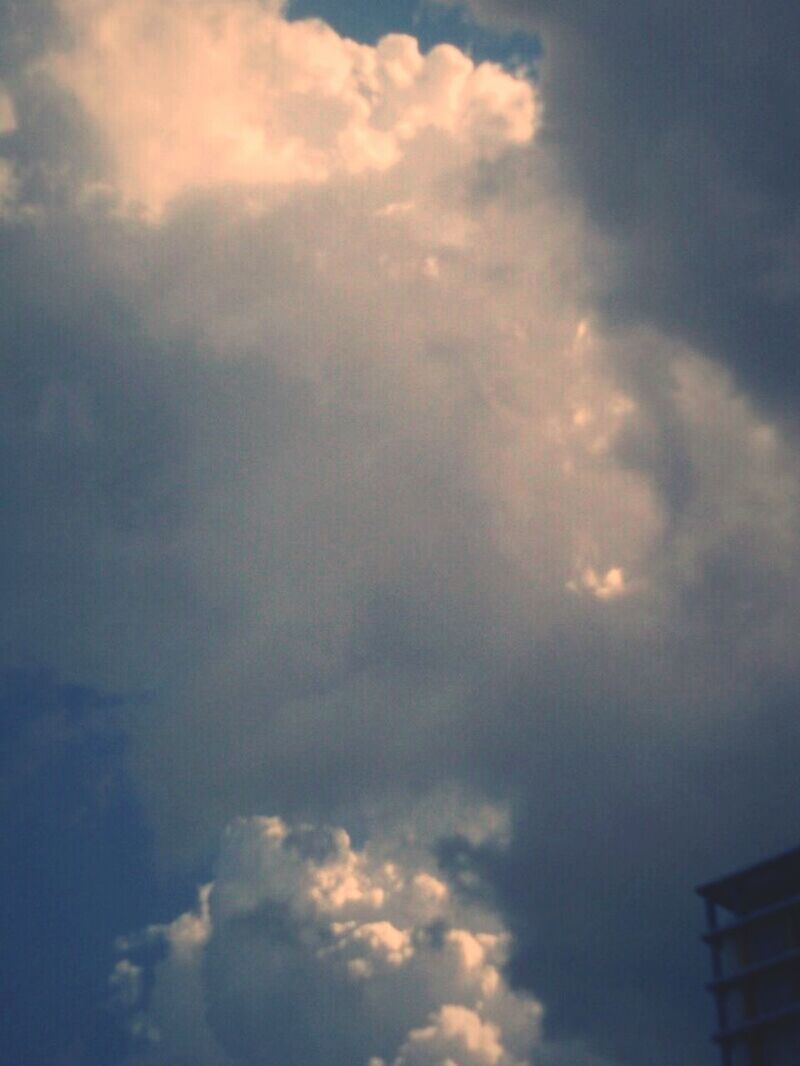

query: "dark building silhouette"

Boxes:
[698, 846, 800, 1066]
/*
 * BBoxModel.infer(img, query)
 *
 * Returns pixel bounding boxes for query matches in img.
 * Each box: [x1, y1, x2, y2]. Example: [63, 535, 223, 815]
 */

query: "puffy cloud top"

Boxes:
[44, 0, 536, 217]
[114, 814, 542, 1065]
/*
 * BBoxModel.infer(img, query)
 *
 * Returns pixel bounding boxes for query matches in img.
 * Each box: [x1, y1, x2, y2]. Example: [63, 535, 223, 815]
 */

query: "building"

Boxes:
[698, 845, 800, 1066]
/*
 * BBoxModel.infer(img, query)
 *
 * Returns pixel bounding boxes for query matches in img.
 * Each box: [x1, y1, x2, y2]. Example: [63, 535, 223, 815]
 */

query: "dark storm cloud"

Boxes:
[454, 0, 800, 413]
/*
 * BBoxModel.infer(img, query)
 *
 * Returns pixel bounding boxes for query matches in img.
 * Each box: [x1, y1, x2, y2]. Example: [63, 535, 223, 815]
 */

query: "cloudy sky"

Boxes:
[2, 1, 799, 1063]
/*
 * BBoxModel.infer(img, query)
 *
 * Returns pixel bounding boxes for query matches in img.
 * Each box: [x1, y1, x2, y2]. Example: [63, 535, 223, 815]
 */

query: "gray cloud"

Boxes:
[446, 0, 800, 414]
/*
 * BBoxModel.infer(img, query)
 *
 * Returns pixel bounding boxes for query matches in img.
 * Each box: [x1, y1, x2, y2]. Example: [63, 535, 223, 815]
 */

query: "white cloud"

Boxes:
[43, 0, 537, 218]
[392, 1004, 506, 1066]
[114, 812, 546, 1065]
[568, 565, 629, 601]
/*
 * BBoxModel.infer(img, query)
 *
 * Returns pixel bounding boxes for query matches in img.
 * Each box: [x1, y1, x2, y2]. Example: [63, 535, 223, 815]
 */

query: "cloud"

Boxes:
[113, 812, 551, 1066]
[390, 1005, 505, 1066]
[43, 0, 536, 218]
[0, 158, 16, 213]
[0, 86, 17, 214]
[441, 0, 800, 411]
[2, 1, 800, 1063]
[0, 86, 16, 134]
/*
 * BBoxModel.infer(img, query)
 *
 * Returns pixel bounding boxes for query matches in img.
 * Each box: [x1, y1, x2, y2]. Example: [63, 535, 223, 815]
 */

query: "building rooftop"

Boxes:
[697, 843, 800, 916]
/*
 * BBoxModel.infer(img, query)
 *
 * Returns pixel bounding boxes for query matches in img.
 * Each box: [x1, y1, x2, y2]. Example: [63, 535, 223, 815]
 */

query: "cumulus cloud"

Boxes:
[2, 1, 800, 1062]
[5, 0, 686, 852]
[390, 1005, 506, 1066]
[43, 0, 536, 217]
[113, 813, 548, 1066]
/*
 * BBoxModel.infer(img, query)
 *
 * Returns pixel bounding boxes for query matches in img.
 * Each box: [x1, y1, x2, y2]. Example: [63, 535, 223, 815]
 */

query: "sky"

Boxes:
[1, 1, 799, 1064]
